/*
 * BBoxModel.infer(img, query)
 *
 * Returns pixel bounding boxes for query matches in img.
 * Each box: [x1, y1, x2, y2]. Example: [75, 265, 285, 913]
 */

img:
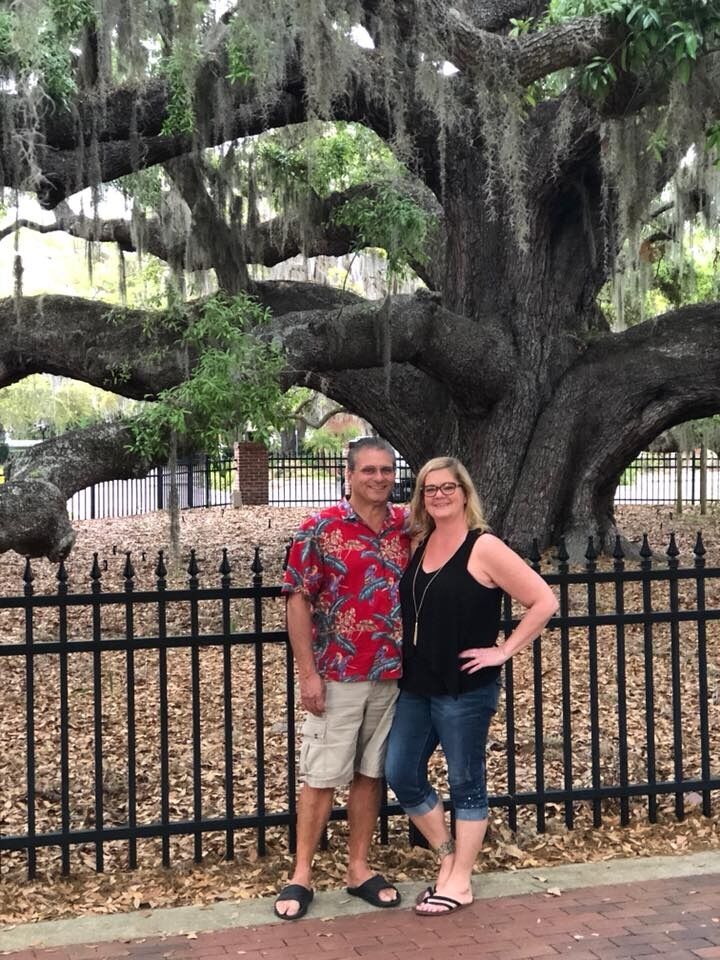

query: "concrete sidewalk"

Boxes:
[1, 851, 719, 960]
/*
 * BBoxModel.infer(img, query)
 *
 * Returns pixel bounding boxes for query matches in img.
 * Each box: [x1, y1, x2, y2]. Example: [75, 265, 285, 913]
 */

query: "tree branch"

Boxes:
[4, 182, 444, 290]
[7, 420, 158, 497]
[163, 155, 250, 292]
[268, 290, 514, 407]
[446, 11, 621, 85]
[0, 288, 514, 409]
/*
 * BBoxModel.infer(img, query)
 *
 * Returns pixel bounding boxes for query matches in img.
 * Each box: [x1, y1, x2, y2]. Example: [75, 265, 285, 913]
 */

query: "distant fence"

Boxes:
[1, 533, 717, 878]
[66, 452, 415, 519]
[11, 448, 720, 521]
[67, 456, 236, 520]
[267, 452, 415, 506]
[615, 449, 720, 509]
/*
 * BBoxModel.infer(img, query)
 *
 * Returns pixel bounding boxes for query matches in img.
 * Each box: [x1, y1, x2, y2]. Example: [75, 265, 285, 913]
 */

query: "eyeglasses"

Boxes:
[356, 466, 395, 476]
[422, 482, 462, 497]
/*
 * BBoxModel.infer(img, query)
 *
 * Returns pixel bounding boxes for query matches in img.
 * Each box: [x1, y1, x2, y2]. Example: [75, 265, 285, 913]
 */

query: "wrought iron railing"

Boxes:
[1, 534, 717, 878]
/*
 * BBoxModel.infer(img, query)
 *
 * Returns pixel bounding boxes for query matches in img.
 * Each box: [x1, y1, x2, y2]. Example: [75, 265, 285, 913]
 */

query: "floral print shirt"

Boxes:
[282, 500, 410, 681]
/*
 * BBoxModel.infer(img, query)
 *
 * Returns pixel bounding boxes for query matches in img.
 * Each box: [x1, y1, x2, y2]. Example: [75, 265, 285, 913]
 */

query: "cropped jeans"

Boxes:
[385, 681, 500, 821]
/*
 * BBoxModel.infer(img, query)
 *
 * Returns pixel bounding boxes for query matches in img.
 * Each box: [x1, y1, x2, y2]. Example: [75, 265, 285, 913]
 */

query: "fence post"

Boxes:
[187, 459, 194, 508]
[675, 451, 683, 515]
[157, 464, 164, 510]
[700, 443, 707, 515]
[234, 441, 269, 505]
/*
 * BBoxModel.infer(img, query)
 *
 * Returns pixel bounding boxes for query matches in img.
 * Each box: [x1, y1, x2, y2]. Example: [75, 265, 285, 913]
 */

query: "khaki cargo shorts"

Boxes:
[300, 680, 399, 788]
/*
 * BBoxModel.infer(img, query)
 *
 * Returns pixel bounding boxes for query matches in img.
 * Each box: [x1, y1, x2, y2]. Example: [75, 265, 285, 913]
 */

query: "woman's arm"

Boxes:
[460, 533, 558, 673]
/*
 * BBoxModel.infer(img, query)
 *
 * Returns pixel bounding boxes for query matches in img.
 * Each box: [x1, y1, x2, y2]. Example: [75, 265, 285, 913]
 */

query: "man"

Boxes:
[274, 437, 410, 920]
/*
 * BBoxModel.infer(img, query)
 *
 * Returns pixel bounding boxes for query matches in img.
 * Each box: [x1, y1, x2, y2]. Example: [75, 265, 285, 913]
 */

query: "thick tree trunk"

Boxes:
[0, 480, 75, 561]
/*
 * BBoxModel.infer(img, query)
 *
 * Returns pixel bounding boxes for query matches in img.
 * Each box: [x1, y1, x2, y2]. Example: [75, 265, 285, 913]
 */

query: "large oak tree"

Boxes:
[1, 0, 720, 560]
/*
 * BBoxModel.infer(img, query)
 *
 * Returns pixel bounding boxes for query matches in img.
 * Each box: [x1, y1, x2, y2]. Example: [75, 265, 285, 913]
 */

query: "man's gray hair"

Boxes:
[347, 437, 396, 471]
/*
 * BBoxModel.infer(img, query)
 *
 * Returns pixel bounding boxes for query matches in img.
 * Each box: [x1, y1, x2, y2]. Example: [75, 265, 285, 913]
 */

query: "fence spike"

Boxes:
[155, 550, 167, 584]
[283, 538, 292, 571]
[23, 556, 34, 591]
[56, 558, 69, 592]
[112, 544, 117, 555]
[90, 552, 102, 590]
[666, 532, 680, 563]
[585, 535, 598, 565]
[528, 537, 541, 569]
[693, 531, 706, 560]
[219, 547, 232, 580]
[251, 545, 263, 581]
[187, 548, 199, 584]
[640, 533, 652, 567]
[556, 537, 569, 566]
[102, 559, 108, 572]
[123, 551, 135, 582]
[612, 534, 625, 562]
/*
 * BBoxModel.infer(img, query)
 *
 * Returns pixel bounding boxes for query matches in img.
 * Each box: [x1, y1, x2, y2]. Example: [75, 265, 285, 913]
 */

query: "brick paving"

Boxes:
[9, 873, 720, 960]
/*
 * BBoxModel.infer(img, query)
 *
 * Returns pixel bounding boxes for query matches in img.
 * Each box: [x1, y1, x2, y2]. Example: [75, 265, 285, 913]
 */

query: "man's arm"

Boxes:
[287, 592, 326, 716]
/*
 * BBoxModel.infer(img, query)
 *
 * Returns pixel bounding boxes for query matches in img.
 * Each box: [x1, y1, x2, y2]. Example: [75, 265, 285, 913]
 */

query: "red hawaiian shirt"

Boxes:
[282, 500, 410, 681]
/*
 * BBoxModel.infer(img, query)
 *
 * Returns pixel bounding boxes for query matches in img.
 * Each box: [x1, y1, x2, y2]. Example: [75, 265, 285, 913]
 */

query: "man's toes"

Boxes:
[277, 900, 299, 916]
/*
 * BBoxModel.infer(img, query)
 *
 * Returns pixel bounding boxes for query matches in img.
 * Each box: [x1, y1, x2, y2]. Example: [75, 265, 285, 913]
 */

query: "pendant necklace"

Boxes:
[411, 546, 447, 647]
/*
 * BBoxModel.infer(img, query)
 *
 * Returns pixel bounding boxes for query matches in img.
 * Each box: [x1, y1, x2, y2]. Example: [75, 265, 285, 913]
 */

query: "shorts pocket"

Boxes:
[301, 714, 327, 743]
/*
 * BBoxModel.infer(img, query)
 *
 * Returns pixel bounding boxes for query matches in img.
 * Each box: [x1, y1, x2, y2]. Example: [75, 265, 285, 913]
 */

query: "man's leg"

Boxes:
[275, 783, 333, 917]
[344, 773, 397, 902]
[344, 681, 403, 903]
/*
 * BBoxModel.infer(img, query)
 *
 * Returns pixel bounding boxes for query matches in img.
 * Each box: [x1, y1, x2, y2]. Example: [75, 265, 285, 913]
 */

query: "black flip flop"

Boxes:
[415, 884, 435, 906]
[415, 894, 472, 916]
[273, 883, 314, 921]
[347, 873, 401, 908]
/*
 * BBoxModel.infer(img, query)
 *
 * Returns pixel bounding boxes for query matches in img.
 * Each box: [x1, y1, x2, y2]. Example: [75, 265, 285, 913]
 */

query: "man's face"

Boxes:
[347, 447, 396, 507]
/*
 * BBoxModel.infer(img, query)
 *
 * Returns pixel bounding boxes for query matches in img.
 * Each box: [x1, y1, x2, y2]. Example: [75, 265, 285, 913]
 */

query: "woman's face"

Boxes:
[422, 468, 466, 524]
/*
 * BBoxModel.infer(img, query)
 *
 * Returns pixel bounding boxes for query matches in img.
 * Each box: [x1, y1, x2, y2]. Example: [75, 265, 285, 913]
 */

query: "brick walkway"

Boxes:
[8, 872, 720, 960]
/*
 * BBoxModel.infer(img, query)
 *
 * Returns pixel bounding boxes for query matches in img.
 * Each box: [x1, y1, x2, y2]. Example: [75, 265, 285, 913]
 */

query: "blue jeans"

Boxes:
[385, 682, 500, 821]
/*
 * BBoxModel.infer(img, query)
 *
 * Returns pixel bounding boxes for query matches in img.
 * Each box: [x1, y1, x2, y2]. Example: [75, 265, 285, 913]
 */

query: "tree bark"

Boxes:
[2, 6, 720, 561]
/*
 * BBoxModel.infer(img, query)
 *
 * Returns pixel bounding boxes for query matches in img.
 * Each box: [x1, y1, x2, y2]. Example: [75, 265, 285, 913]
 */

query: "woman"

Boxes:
[385, 457, 558, 916]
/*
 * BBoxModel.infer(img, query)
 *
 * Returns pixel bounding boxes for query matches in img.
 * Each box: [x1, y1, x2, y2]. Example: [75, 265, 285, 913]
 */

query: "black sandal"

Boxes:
[273, 883, 314, 921]
[347, 873, 401, 908]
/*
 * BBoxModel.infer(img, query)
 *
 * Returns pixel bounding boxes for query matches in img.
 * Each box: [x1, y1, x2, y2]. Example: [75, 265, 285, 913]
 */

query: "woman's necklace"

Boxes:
[411, 547, 447, 647]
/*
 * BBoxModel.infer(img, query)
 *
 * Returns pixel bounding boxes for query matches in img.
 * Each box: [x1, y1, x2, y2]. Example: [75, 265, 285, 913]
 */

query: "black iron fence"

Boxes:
[67, 455, 237, 521]
[615, 449, 720, 507]
[267, 452, 415, 506]
[55, 449, 720, 522]
[1, 534, 718, 878]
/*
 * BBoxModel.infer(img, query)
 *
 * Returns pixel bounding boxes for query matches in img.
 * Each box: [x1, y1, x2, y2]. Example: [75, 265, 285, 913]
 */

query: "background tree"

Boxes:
[1, 0, 720, 560]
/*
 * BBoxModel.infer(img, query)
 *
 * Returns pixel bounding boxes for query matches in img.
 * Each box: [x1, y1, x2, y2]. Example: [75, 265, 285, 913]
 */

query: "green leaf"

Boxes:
[676, 57, 691, 83]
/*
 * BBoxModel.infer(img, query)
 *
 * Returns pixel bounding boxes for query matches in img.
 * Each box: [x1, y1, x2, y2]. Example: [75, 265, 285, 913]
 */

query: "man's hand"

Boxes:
[300, 671, 326, 715]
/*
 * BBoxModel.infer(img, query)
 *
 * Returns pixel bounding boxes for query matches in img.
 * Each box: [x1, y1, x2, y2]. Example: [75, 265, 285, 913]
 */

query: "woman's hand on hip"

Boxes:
[459, 646, 507, 673]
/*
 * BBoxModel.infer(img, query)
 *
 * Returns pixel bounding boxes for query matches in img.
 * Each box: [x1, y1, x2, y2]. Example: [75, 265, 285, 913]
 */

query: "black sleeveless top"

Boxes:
[399, 529, 502, 697]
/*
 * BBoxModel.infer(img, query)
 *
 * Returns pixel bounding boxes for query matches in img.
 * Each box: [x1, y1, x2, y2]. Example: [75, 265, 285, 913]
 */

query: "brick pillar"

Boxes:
[233, 441, 269, 506]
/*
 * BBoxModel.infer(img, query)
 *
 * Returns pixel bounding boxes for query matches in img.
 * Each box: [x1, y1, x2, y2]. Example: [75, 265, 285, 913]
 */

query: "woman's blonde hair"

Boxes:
[409, 457, 488, 541]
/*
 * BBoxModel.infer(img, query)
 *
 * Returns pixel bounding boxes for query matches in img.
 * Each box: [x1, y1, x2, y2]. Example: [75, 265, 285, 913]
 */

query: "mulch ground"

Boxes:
[0, 504, 719, 926]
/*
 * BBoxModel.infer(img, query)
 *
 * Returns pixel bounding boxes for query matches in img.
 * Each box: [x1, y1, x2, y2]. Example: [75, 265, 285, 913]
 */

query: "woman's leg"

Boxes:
[416, 687, 497, 913]
[385, 691, 450, 848]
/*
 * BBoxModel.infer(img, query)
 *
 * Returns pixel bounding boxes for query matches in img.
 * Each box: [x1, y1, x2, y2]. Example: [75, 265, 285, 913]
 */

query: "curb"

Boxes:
[1, 849, 719, 952]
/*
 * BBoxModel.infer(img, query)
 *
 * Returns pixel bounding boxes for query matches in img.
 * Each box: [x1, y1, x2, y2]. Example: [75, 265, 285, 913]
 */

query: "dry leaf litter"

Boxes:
[0, 504, 718, 925]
